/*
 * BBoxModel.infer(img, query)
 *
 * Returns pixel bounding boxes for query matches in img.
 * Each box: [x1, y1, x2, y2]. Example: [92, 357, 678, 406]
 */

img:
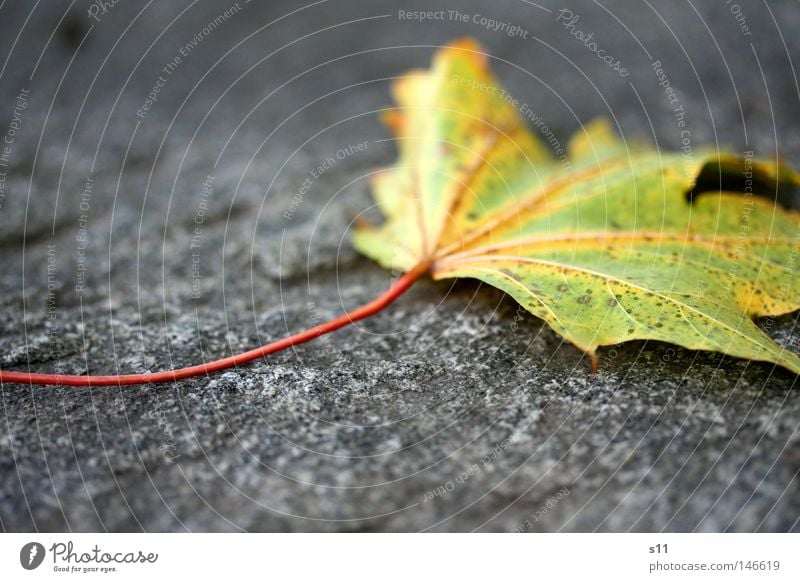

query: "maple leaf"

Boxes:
[4, 38, 800, 387]
[354, 38, 800, 374]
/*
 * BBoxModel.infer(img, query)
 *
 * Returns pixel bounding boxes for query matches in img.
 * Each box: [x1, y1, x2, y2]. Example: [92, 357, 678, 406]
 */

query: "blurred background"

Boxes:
[1, 0, 799, 532]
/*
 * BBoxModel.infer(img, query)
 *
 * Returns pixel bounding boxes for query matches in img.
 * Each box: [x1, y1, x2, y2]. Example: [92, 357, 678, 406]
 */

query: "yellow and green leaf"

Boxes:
[354, 38, 800, 374]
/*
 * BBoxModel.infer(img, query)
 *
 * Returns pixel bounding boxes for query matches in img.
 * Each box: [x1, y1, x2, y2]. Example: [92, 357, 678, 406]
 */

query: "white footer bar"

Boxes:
[1, 533, 797, 581]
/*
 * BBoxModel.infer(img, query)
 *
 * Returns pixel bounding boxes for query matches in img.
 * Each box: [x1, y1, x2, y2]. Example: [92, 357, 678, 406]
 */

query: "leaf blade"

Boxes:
[356, 38, 800, 374]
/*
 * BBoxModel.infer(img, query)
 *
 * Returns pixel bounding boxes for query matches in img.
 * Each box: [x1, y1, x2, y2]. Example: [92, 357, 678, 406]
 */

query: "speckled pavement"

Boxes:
[1, 0, 799, 532]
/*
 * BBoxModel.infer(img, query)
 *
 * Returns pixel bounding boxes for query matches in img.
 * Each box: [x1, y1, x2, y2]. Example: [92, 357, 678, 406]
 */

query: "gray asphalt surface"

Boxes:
[1, 0, 799, 532]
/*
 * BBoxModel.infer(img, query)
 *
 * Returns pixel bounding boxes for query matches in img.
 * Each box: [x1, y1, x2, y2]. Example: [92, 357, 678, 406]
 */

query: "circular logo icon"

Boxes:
[20, 542, 45, 570]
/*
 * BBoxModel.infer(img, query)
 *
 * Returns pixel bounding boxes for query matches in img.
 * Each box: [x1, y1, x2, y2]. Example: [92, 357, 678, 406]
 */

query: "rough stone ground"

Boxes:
[1, 0, 799, 532]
